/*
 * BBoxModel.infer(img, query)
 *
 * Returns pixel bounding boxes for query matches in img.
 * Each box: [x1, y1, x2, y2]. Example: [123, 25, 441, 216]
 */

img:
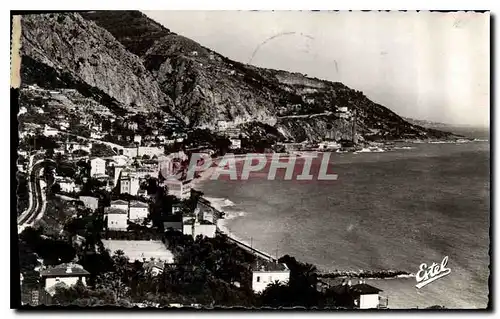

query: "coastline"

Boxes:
[190, 141, 489, 309]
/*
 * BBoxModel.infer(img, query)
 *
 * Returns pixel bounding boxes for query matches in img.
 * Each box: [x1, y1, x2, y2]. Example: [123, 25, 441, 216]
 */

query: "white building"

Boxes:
[123, 147, 138, 158]
[164, 179, 192, 199]
[350, 282, 385, 309]
[43, 125, 59, 137]
[230, 138, 241, 149]
[105, 207, 128, 231]
[90, 158, 106, 177]
[129, 201, 149, 222]
[182, 217, 216, 239]
[110, 199, 129, 211]
[120, 175, 140, 195]
[139, 146, 164, 158]
[251, 262, 290, 293]
[330, 281, 386, 309]
[40, 263, 90, 296]
[317, 141, 341, 150]
[134, 134, 142, 145]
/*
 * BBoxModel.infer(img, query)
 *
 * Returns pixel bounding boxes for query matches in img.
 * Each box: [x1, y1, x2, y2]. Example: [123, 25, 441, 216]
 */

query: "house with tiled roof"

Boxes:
[129, 200, 149, 222]
[328, 280, 387, 309]
[39, 263, 90, 296]
[251, 261, 290, 293]
[110, 199, 129, 211]
[105, 206, 128, 231]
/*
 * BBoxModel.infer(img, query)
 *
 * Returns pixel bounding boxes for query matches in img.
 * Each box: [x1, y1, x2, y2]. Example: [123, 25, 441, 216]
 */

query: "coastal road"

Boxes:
[276, 111, 333, 119]
[17, 159, 56, 232]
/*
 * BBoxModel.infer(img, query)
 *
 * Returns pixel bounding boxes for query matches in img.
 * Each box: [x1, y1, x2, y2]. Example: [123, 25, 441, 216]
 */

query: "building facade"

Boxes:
[105, 207, 128, 231]
[40, 264, 90, 296]
[129, 201, 149, 222]
[120, 175, 140, 195]
[90, 158, 106, 177]
[164, 179, 192, 199]
[251, 263, 290, 293]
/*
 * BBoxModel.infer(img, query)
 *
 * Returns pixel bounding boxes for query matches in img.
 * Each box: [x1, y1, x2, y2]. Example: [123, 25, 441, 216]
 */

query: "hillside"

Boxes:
[19, 11, 458, 143]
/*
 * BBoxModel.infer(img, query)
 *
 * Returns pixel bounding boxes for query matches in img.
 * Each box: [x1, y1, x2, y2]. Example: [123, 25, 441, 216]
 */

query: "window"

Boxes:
[256, 276, 260, 282]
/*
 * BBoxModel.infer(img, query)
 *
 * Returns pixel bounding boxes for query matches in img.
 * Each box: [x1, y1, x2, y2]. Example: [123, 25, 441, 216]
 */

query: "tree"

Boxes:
[50, 183, 61, 194]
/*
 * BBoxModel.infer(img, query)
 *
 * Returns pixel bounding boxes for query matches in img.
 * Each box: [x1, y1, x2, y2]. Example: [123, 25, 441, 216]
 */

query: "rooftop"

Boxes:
[351, 283, 383, 295]
[252, 261, 289, 272]
[130, 201, 149, 208]
[105, 207, 128, 215]
[40, 263, 90, 277]
[111, 200, 128, 206]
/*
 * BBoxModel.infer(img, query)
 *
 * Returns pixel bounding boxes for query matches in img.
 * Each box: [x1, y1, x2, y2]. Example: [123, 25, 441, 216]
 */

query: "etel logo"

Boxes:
[415, 256, 451, 289]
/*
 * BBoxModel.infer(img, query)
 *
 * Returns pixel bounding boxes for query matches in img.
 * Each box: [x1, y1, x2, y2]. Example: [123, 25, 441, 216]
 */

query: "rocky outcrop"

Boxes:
[21, 13, 172, 113]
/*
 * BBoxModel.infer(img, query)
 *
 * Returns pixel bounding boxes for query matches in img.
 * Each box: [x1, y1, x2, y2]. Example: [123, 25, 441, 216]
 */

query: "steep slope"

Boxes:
[21, 12, 172, 113]
[20, 11, 457, 143]
[80, 11, 456, 142]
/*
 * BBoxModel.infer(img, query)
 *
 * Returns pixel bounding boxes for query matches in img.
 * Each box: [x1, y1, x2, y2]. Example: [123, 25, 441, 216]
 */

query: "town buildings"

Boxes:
[122, 146, 164, 158]
[39, 263, 90, 296]
[164, 179, 192, 200]
[182, 215, 217, 239]
[120, 174, 140, 196]
[106, 200, 150, 229]
[251, 262, 290, 293]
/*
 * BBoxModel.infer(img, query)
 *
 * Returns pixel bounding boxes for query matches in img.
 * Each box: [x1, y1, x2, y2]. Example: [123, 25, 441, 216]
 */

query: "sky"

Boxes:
[143, 11, 490, 127]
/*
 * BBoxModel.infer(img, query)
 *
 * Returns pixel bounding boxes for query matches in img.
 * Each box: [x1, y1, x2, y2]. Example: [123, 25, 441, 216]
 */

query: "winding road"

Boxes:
[17, 158, 56, 232]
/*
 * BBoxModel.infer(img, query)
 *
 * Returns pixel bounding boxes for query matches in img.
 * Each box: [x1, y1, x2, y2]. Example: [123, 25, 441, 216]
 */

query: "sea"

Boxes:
[196, 127, 490, 309]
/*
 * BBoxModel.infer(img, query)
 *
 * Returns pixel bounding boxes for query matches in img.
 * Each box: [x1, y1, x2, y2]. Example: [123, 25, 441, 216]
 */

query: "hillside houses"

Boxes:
[105, 200, 151, 230]
[40, 263, 90, 296]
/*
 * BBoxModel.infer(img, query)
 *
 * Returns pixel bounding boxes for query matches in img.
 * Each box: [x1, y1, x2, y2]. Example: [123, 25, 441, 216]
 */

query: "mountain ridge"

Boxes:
[20, 11, 458, 143]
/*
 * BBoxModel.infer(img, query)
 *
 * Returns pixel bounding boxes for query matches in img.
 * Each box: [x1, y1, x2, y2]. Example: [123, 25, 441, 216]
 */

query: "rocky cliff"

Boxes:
[20, 11, 457, 143]
[21, 12, 172, 113]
